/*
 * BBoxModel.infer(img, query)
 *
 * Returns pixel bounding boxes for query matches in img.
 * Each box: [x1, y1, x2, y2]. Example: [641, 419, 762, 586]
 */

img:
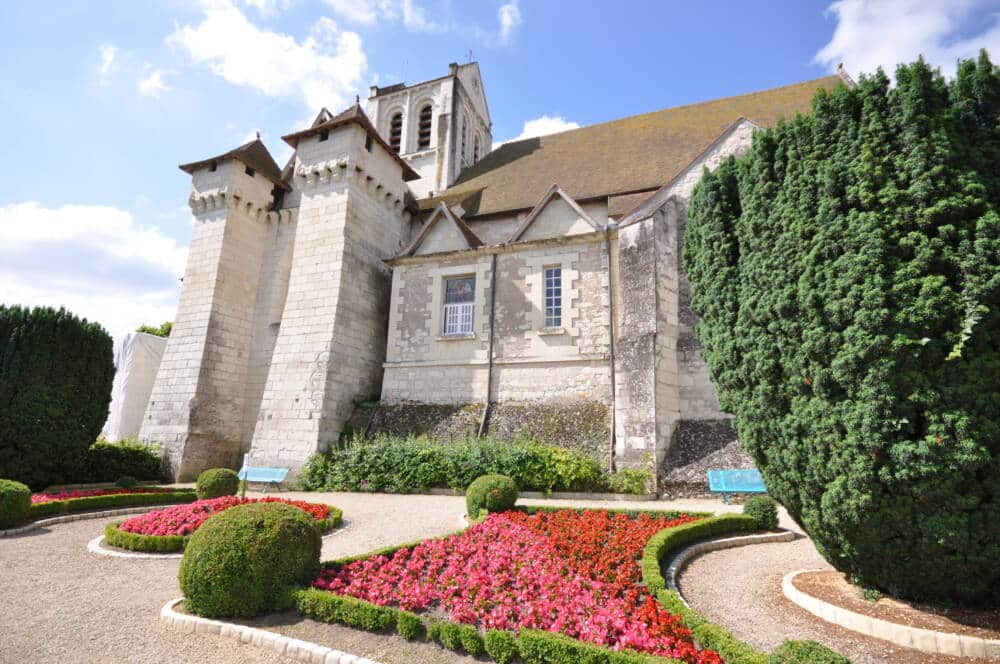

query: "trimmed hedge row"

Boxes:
[640, 515, 850, 664]
[26, 490, 197, 522]
[104, 506, 343, 553]
[294, 588, 685, 664]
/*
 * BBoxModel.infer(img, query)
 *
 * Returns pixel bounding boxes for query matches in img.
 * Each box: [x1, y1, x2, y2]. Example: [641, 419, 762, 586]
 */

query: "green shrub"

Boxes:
[428, 620, 462, 651]
[28, 489, 195, 520]
[743, 496, 778, 530]
[136, 321, 172, 337]
[300, 433, 608, 494]
[0, 479, 31, 529]
[684, 53, 1000, 605]
[115, 475, 138, 489]
[767, 640, 851, 664]
[517, 629, 674, 663]
[105, 522, 186, 552]
[196, 468, 239, 499]
[458, 624, 485, 655]
[0, 305, 115, 489]
[484, 629, 519, 664]
[179, 503, 321, 618]
[466, 474, 518, 515]
[606, 468, 652, 494]
[84, 438, 162, 483]
[395, 610, 424, 640]
[295, 588, 397, 631]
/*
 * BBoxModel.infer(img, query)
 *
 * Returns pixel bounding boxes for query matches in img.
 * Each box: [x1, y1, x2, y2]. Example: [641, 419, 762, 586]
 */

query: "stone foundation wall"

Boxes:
[367, 402, 482, 440]
[659, 419, 752, 496]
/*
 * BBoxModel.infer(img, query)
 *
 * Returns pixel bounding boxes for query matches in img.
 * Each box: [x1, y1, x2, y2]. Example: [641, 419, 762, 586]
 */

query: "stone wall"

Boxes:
[659, 419, 753, 497]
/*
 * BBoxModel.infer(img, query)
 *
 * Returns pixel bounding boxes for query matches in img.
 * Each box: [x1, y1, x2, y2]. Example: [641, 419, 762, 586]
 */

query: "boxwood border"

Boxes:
[28, 489, 197, 521]
[103, 505, 343, 553]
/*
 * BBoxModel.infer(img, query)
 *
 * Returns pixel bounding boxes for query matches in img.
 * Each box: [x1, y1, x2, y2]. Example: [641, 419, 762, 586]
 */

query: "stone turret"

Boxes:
[244, 105, 418, 471]
[140, 140, 286, 480]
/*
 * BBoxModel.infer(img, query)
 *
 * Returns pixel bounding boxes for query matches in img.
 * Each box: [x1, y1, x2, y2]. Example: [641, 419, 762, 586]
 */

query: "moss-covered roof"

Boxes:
[419, 75, 844, 217]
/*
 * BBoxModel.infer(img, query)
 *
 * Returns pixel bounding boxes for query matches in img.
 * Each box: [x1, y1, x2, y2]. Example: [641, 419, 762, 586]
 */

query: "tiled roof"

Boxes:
[419, 75, 844, 217]
[179, 138, 288, 189]
[282, 104, 420, 181]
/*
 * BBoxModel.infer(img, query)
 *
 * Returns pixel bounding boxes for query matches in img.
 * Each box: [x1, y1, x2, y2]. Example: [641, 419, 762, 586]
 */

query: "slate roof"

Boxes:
[179, 138, 288, 189]
[282, 104, 420, 181]
[419, 75, 845, 217]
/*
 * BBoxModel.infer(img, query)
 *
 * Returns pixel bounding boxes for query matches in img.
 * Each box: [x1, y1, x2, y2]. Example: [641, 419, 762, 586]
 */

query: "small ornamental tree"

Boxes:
[684, 53, 1000, 605]
[0, 306, 115, 489]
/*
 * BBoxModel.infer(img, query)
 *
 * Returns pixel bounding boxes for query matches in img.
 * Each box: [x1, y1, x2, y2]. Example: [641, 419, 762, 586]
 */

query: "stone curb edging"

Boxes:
[0, 504, 187, 538]
[782, 570, 1000, 660]
[88, 535, 183, 559]
[161, 598, 382, 664]
[666, 530, 797, 607]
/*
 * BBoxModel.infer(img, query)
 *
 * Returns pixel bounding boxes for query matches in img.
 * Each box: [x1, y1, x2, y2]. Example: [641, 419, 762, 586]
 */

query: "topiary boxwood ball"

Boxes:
[743, 495, 779, 530]
[179, 502, 321, 618]
[466, 474, 518, 516]
[195, 467, 239, 499]
[0, 479, 31, 529]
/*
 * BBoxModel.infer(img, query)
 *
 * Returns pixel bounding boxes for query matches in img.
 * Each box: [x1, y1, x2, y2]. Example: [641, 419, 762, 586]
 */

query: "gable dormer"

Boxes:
[508, 185, 600, 244]
[400, 203, 483, 257]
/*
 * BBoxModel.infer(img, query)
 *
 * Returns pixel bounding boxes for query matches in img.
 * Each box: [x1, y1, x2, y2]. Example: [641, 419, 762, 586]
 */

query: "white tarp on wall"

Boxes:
[101, 332, 167, 441]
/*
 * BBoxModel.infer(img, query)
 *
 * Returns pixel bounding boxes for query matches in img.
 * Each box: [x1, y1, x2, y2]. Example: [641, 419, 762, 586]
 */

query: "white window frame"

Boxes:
[441, 275, 475, 336]
[543, 266, 562, 328]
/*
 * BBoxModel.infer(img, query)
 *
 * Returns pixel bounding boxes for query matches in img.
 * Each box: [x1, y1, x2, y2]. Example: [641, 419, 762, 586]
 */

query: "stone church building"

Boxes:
[139, 62, 851, 488]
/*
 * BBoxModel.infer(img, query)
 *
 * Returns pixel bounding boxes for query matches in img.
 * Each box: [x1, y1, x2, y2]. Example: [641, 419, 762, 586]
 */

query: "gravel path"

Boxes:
[0, 492, 466, 664]
[677, 513, 988, 664]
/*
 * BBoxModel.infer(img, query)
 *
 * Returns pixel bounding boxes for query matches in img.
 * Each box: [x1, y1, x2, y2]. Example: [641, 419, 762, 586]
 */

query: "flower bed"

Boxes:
[32, 487, 177, 504]
[104, 496, 342, 552]
[24, 488, 197, 522]
[312, 509, 721, 663]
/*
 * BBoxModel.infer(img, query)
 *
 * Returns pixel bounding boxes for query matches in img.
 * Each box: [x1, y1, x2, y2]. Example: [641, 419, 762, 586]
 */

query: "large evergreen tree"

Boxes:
[685, 53, 1000, 605]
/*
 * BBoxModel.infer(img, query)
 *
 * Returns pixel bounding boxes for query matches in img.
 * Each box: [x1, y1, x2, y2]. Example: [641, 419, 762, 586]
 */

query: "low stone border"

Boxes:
[782, 570, 1000, 659]
[425, 487, 658, 501]
[161, 598, 381, 664]
[0, 505, 184, 538]
[666, 530, 797, 607]
[88, 535, 183, 559]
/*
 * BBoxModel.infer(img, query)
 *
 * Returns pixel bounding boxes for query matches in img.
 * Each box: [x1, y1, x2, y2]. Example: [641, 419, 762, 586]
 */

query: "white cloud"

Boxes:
[815, 0, 1000, 77]
[239, 0, 289, 17]
[323, 0, 378, 25]
[498, 1, 521, 44]
[138, 68, 169, 96]
[98, 44, 118, 85]
[169, 0, 367, 111]
[499, 115, 580, 146]
[0, 203, 187, 341]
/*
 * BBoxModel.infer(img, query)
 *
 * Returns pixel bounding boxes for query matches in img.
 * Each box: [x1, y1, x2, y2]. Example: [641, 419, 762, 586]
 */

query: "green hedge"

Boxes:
[300, 433, 650, 494]
[83, 439, 162, 483]
[196, 468, 239, 499]
[0, 305, 115, 490]
[104, 522, 187, 552]
[0, 479, 31, 529]
[766, 640, 851, 664]
[27, 489, 196, 521]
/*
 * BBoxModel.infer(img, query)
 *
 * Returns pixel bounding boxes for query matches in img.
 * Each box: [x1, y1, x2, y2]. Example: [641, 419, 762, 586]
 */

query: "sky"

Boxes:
[1, 0, 999, 340]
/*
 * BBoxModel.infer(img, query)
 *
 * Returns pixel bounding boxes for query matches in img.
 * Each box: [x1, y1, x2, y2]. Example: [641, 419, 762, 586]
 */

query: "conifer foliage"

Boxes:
[684, 54, 1000, 605]
[0, 305, 115, 489]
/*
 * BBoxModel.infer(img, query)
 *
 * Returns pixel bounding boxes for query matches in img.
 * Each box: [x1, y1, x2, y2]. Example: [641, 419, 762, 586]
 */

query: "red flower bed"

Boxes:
[314, 509, 721, 663]
[31, 487, 176, 504]
[119, 496, 332, 537]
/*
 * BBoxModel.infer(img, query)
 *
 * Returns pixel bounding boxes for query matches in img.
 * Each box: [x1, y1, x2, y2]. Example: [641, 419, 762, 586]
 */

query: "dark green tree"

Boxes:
[0, 305, 115, 489]
[684, 53, 1000, 605]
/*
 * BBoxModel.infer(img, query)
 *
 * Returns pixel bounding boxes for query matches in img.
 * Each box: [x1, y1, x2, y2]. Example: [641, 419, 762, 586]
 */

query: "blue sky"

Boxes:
[1, 0, 999, 339]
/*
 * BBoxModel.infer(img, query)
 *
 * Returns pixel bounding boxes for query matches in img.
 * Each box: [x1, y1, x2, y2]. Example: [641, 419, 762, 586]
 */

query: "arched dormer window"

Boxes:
[389, 112, 403, 153]
[473, 135, 480, 162]
[417, 104, 432, 150]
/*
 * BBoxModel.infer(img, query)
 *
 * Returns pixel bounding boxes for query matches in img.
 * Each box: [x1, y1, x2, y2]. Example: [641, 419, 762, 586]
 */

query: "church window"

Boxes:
[544, 266, 562, 328]
[461, 117, 469, 162]
[442, 275, 475, 335]
[417, 104, 433, 150]
[473, 135, 480, 162]
[365, 134, 373, 152]
[389, 112, 403, 153]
